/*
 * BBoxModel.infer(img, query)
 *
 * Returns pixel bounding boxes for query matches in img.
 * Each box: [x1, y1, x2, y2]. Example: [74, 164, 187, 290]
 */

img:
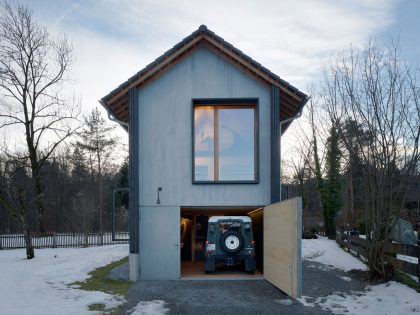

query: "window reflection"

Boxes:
[218, 108, 254, 181]
[194, 106, 214, 181]
[194, 104, 256, 182]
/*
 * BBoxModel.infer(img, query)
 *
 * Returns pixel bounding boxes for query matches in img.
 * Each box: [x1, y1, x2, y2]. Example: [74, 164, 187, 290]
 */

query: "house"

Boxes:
[100, 25, 308, 298]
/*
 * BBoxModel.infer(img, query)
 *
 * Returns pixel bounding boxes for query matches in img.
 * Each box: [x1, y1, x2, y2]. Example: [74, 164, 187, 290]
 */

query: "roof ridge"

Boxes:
[102, 25, 306, 103]
[100, 25, 308, 126]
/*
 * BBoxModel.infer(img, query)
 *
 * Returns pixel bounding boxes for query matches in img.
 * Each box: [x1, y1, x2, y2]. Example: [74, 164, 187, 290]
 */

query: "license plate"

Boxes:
[207, 243, 216, 251]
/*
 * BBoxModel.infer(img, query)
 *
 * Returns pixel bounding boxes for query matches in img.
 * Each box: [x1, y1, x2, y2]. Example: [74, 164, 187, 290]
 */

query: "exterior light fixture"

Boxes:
[157, 187, 162, 204]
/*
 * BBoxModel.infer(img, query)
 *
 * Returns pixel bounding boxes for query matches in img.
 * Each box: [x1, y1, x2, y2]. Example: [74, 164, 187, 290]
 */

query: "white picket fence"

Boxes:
[0, 232, 129, 250]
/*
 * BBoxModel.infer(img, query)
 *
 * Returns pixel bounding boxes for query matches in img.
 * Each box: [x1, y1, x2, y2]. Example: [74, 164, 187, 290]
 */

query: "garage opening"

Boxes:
[180, 207, 264, 279]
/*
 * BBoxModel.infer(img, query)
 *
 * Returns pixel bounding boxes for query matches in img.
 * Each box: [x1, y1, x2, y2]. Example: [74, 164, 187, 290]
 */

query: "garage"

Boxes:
[180, 207, 264, 279]
[178, 198, 302, 298]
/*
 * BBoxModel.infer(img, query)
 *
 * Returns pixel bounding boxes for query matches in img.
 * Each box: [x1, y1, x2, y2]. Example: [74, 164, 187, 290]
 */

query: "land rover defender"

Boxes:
[204, 216, 256, 273]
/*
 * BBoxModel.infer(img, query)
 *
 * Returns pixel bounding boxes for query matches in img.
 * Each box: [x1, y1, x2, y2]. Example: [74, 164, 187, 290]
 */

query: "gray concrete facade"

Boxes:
[137, 47, 272, 208]
[134, 46, 275, 280]
[100, 26, 308, 286]
[139, 206, 180, 279]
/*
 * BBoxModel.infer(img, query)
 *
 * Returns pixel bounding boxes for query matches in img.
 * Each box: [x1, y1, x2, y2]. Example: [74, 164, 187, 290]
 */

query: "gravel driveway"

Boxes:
[115, 260, 368, 315]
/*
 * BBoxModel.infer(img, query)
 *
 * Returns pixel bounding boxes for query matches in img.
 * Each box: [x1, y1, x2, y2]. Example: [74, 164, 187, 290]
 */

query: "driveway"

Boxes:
[116, 260, 367, 314]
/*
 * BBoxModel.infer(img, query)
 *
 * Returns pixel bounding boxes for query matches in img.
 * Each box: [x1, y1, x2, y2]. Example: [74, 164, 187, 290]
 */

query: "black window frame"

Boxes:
[192, 98, 259, 184]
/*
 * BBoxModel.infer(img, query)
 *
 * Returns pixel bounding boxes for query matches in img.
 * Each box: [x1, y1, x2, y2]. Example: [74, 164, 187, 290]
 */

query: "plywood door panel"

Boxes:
[264, 197, 302, 298]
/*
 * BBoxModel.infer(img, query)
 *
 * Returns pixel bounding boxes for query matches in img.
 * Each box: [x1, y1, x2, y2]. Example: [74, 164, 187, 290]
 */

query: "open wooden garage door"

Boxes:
[264, 197, 302, 298]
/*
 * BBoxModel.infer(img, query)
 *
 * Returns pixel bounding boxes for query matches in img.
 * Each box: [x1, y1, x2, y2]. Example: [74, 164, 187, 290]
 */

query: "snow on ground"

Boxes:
[300, 281, 420, 315]
[301, 237, 420, 315]
[302, 236, 368, 271]
[0, 245, 128, 315]
[397, 254, 418, 265]
[129, 300, 169, 315]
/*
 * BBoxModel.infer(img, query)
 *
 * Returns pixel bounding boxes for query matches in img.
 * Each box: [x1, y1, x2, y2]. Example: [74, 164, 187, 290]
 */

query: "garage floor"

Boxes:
[181, 261, 263, 279]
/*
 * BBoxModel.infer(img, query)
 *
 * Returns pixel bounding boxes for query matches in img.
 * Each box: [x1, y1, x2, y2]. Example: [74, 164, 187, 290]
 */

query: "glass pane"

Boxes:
[218, 108, 255, 181]
[194, 106, 214, 181]
[218, 221, 242, 234]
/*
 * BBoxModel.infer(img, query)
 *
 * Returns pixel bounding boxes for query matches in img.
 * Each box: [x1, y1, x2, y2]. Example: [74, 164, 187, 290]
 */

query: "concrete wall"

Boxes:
[137, 47, 271, 207]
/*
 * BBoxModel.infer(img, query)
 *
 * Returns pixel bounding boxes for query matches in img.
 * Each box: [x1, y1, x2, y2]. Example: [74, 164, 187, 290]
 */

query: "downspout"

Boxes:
[98, 100, 129, 131]
[279, 96, 310, 201]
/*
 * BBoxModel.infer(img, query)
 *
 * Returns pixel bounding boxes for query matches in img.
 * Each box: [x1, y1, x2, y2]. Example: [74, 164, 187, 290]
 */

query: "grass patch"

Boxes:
[88, 303, 106, 312]
[347, 268, 370, 281]
[87, 303, 119, 315]
[73, 256, 131, 296]
[73, 256, 132, 314]
[394, 271, 420, 293]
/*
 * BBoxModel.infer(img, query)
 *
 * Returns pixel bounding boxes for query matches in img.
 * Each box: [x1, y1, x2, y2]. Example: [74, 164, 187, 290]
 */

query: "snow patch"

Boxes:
[301, 236, 420, 314]
[129, 300, 169, 315]
[0, 245, 128, 315]
[397, 254, 418, 265]
[302, 236, 368, 271]
[275, 298, 294, 306]
[299, 281, 420, 315]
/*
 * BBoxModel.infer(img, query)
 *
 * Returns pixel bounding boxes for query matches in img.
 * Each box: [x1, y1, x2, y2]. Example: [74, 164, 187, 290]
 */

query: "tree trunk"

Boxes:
[97, 152, 103, 245]
[28, 142, 46, 233]
[34, 174, 46, 233]
[348, 171, 354, 227]
[22, 219, 34, 259]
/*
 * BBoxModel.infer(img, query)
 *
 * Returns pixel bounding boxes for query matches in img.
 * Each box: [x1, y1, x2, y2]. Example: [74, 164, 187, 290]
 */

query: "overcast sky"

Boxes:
[15, 0, 420, 159]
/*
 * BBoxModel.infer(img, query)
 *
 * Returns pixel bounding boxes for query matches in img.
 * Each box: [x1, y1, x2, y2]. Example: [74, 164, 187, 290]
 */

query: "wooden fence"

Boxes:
[0, 232, 129, 250]
[336, 231, 420, 281]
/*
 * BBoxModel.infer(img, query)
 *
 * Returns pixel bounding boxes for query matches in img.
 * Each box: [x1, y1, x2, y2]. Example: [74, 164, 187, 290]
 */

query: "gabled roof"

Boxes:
[99, 25, 308, 129]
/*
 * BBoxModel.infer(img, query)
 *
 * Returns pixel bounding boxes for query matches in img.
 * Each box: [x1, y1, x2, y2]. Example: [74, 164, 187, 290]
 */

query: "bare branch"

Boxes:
[0, 1, 80, 232]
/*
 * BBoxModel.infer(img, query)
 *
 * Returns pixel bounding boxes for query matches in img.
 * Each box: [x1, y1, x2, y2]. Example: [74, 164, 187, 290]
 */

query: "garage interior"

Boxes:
[180, 207, 264, 279]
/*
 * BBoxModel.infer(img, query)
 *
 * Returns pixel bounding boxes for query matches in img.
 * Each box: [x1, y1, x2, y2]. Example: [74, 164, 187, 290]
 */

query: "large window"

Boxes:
[193, 99, 258, 183]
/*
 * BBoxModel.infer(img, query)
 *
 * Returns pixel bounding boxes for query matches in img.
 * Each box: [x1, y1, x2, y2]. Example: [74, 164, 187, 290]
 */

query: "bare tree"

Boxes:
[0, 2, 80, 232]
[323, 38, 420, 278]
[293, 92, 334, 235]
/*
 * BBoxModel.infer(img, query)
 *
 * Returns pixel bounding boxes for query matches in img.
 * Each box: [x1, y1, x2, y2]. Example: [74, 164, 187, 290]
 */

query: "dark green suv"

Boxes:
[204, 216, 256, 273]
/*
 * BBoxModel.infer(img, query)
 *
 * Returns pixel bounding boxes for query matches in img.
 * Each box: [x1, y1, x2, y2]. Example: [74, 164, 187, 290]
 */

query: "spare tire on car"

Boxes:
[220, 230, 243, 254]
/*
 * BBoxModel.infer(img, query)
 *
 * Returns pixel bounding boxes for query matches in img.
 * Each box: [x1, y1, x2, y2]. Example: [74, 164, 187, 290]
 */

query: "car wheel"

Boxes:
[220, 230, 243, 254]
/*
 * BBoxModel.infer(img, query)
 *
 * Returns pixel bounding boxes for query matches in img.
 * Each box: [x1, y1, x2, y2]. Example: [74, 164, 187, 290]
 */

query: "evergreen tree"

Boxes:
[117, 158, 129, 208]
[323, 125, 342, 238]
[77, 107, 118, 237]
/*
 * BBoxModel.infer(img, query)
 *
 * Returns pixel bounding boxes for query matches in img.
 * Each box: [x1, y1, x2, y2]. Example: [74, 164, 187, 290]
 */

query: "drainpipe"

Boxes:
[278, 100, 307, 201]
[98, 100, 129, 130]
